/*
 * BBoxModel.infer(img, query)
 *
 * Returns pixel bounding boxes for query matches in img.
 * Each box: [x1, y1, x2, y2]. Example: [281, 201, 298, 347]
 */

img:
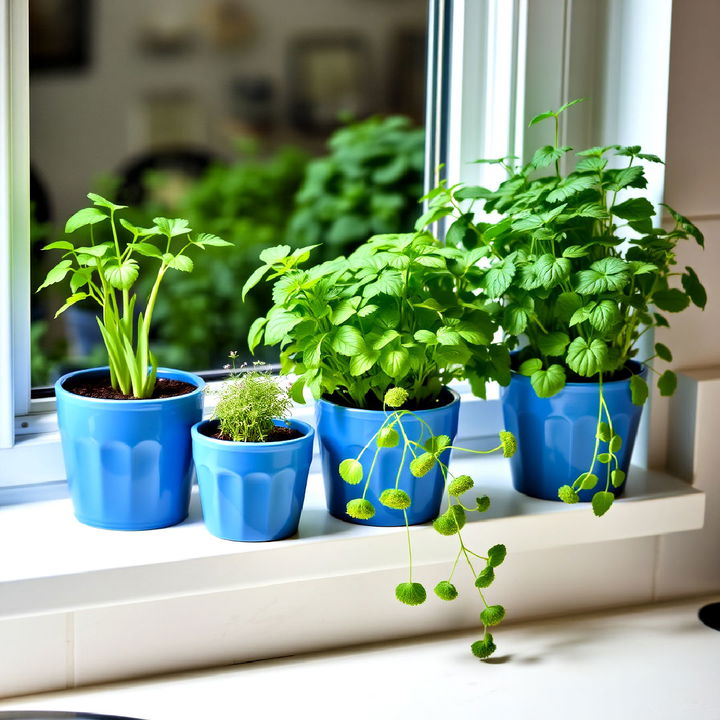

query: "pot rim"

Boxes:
[55, 366, 205, 405]
[316, 386, 461, 417]
[192, 417, 315, 447]
[509, 358, 646, 387]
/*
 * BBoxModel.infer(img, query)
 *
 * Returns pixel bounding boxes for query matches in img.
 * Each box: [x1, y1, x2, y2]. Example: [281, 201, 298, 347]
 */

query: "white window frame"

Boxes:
[0, 0, 674, 485]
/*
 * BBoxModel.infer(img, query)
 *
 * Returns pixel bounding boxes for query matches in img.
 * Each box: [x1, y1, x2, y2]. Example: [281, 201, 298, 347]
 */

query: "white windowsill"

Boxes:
[0, 454, 705, 621]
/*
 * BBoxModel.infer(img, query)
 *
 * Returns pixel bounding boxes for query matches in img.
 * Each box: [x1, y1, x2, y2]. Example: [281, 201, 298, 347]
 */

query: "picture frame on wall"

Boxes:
[29, 0, 91, 72]
[287, 34, 373, 133]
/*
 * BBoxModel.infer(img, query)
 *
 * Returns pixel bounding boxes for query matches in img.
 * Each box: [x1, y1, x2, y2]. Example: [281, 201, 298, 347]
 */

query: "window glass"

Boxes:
[29, 0, 427, 389]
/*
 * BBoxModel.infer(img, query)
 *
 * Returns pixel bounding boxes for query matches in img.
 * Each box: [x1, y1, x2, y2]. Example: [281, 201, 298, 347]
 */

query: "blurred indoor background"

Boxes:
[29, 0, 428, 388]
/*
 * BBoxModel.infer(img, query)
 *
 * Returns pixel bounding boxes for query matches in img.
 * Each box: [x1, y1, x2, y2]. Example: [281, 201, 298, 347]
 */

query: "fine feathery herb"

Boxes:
[242, 233, 510, 409]
[212, 356, 293, 442]
[38, 193, 231, 398]
[423, 99, 705, 515]
[340, 387, 516, 659]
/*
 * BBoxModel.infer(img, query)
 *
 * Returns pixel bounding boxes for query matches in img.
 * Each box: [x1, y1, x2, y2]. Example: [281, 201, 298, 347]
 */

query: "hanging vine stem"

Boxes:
[338, 387, 517, 659]
[558, 373, 626, 516]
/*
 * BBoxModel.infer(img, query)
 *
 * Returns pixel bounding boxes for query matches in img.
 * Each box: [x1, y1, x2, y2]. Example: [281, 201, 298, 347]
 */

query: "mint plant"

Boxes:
[38, 193, 231, 398]
[423, 100, 705, 515]
[242, 233, 510, 408]
[341, 386, 517, 659]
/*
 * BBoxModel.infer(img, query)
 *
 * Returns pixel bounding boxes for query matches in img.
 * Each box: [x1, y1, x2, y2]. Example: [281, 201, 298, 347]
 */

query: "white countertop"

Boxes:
[0, 597, 717, 720]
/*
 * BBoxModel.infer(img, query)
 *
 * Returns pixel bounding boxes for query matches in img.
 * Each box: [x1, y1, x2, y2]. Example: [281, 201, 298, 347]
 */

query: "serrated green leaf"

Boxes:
[259, 244, 291, 265]
[547, 174, 596, 203]
[537, 332, 570, 357]
[534, 254, 570, 288]
[87, 192, 126, 211]
[519, 358, 542, 376]
[531, 145, 571, 169]
[611, 197, 655, 220]
[194, 232, 233, 247]
[566, 337, 609, 377]
[484, 259, 515, 298]
[380, 346, 411, 378]
[265, 308, 302, 346]
[153, 216, 191, 237]
[168, 254, 193, 272]
[562, 245, 589, 258]
[588, 300, 620, 332]
[105, 259, 139, 290]
[331, 325, 365, 356]
[530, 364, 566, 398]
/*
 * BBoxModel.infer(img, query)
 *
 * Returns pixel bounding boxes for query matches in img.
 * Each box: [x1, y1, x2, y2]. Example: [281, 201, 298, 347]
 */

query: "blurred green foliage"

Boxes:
[33, 115, 425, 378]
[288, 115, 425, 260]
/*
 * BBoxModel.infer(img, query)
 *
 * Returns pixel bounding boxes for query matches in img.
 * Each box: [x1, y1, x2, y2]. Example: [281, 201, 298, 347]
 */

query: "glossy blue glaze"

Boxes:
[55, 367, 204, 530]
[192, 418, 314, 542]
[316, 390, 460, 526]
[501, 361, 647, 501]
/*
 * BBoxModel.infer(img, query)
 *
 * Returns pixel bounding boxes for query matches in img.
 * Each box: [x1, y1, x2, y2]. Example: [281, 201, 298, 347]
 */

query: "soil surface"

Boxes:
[323, 386, 456, 412]
[64, 377, 197, 400]
[202, 422, 304, 443]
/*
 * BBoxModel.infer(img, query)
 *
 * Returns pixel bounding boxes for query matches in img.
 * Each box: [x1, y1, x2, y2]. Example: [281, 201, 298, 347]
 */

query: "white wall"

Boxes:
[649, 0, 720, 468]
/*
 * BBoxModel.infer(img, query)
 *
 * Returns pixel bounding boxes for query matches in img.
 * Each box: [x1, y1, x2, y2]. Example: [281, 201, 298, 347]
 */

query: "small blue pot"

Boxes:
[500, 361, 647, 501]
[191, 419, 314, 542]
[55, 367, 204, 530]
[316, 390, 460, 526]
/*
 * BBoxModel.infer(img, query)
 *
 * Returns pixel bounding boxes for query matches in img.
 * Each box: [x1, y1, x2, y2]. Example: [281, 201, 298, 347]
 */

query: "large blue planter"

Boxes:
[55, 367, 204, 530]
[316, 390, 460, 526]
[192, 419, 314, 541]
[500, 361, 647, 501]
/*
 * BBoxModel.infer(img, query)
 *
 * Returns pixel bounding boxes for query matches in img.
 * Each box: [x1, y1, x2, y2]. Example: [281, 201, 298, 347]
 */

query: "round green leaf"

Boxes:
[395, 582, 427, 606]
[339, 458, 363, 485]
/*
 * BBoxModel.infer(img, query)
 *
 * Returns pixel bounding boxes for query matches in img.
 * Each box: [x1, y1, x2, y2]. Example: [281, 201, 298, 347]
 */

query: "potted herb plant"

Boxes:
[243, 235, 509, 526]
[433, 100, 706, 514]
[39, 193, 231, 530]
[191, 359, 314, 542]
[244, 236, 517, 658]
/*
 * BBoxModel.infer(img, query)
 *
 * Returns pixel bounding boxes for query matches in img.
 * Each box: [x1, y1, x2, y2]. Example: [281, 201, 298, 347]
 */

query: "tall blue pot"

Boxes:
[191, 419, 314, 541]
[316, 389, 460, 526]
[55, 367, 204, 530]
[500, 361, 647, 501]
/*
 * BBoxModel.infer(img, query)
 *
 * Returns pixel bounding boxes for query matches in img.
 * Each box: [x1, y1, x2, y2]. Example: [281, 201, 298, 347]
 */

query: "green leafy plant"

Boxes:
[244, 230, 516, 658]
[425, 99, 705, 514]
[287, 115, 425, 261]
[38, 193, 231, 398]
[341, 385, 516, 659]
[149, 146, 308, 369]
[212, 355, 293, 442]
[243, 232, 510, 408]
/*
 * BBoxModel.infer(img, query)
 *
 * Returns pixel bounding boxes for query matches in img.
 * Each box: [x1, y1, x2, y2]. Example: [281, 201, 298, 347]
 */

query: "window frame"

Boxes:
[0, 0, 674, 479]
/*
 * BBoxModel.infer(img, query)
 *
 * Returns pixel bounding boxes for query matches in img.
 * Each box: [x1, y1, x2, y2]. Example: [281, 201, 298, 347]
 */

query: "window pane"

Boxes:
[30, 0, 428, 389]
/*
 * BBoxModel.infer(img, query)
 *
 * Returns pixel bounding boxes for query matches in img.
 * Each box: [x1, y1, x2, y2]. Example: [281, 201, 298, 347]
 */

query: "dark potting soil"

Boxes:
[64, 377, 196, 400]
[201, 422, 304, 443]
[323, 386, 455, 412]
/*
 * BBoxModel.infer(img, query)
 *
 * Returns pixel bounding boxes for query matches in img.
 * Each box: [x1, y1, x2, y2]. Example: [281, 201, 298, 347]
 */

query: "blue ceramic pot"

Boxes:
[316, 389, 460, 526]
[55, 367, 204, 530]
[191, 419, 314, 542]
[500, 360, 647, 501]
